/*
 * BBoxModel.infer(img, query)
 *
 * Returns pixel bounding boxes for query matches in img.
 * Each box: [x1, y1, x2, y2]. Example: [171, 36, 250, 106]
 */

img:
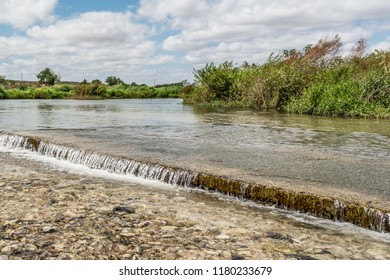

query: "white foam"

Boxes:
[0, 145, 175, 190]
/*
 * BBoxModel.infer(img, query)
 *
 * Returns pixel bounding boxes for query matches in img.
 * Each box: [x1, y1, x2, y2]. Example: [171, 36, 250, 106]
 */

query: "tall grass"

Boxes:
[185, 36, 390, 118]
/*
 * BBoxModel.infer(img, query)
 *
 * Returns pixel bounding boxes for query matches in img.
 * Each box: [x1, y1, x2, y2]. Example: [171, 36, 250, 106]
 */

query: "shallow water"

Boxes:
[1, 98, 390, 258]
[0, 150, 389, 260]
[1, 99, 389, 202]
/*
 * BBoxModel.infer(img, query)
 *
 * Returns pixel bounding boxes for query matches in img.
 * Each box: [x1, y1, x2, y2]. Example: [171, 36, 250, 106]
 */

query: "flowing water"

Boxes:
[1, 99, 389, 201]
[0, 99, 389, 259]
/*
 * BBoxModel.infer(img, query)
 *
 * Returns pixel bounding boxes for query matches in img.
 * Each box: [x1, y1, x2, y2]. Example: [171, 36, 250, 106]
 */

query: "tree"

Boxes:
[105, 76, 123, 86]
[36, 68, 60, 86]
[0, 75, 6, 84]
[0, 85, 6, 99]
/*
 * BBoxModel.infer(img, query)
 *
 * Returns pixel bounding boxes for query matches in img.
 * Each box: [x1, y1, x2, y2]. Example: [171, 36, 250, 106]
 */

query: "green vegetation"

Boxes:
[0, 82, 182, 100]
[2, 39, 389, 119]
[105, 76, 123, 86]
[73, 82, 181, 99]
[185, 36, 390, 118]
[36, 67, 61, 86]
[0, 68, 183, 100]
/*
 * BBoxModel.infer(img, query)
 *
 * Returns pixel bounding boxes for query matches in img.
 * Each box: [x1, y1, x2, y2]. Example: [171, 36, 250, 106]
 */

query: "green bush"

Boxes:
[75, 84, 107, 98]
[33, 88, 51, 99]
[5, 89, 35, 99]
[360, 70, 390, 107]
[54, 84, 73, 92]
[0, 85, 6, 99]
[155, 86, 180, 98]
[193, 61, 240, 102]
[187, 36, 390, 118]
[285, 67, 390, 118]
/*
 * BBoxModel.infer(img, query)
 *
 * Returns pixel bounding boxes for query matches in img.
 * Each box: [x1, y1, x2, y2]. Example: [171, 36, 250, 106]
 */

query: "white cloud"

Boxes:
[0, 11, 168, 83]
[0, 0, 57, 30]
[370, 41, 390, 52]
[26, 12, 148, 46]
[137, 0, 208, 22]
[139, 0, 390, 65]
[1, 0, 390, 84]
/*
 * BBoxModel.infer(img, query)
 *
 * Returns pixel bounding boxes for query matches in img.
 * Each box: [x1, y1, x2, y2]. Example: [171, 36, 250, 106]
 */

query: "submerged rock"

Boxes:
[112, 206, 135, 214]
[231, 255, 245, 260]
[285, 254, 318, 260]
[42, 226, 58, 234]
[266, 232, 294, 243]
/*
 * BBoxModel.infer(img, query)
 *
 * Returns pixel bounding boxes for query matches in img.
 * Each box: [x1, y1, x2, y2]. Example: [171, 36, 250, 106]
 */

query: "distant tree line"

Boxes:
[0, 69, 188, 100]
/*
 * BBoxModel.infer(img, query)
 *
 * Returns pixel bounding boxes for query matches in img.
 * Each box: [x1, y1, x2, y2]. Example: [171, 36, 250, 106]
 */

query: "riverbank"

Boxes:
[0, 82, 182, 100]
[1, 151, 389, 260]
[184, 36, 390, 119]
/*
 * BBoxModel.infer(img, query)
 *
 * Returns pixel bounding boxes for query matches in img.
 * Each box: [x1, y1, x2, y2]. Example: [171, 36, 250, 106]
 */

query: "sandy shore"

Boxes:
[0, 151, 389, 260]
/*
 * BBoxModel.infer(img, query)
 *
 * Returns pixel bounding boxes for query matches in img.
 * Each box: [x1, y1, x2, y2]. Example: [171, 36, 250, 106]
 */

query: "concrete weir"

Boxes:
[1, 132, 389, 233]
[193, 174, 390, 233]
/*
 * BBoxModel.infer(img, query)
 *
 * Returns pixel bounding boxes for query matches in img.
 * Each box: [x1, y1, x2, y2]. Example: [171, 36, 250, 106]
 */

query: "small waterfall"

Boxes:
[1, 132, 389, 233]
[0, 133, 197, 188]
[0, 133, 34, 150]
[333, 200, 347, 222]
[364, 209, 390, 233]
[333, 199, 390, 233]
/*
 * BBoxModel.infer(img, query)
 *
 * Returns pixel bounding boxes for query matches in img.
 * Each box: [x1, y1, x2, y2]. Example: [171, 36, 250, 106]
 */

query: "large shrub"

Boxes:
[193, 61, 240, 102]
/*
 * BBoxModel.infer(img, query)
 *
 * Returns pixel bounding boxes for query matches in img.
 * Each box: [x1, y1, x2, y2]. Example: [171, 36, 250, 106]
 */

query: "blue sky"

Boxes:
[55, 0, 139, 17]
[1, 0, 389, 84]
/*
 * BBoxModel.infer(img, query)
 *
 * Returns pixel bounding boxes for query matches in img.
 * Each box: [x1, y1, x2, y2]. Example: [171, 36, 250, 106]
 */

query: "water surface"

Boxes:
[1, 99, 389, 204]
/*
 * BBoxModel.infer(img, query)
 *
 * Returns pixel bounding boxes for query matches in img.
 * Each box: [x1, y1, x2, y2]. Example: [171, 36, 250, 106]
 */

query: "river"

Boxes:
[0, 98, 389, 259]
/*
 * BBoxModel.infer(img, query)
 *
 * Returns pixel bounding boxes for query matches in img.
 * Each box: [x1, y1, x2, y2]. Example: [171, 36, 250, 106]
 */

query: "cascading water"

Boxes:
[0, 133, 34, 150]
[0, 132, 389, 233]
[0, 132, 197, 188]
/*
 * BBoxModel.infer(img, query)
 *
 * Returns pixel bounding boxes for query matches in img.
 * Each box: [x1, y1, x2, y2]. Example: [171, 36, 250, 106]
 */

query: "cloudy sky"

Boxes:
[1, 0, 389, 85]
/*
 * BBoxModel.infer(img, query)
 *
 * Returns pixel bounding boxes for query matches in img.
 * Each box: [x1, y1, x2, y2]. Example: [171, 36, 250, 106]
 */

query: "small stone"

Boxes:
[79, 178, 93, 184]
[237, 250, 252, 256]
[205, 250, 219, 256]
[3, 220, 20, 230]
[216, 233, 230, 240]
[1, 246, 13, 254]
[160, 226, 178, 232]
[4, 186, 14, 192]
[48, 198, 59, 205]
[227, 228, 248, 235]
[42, 226, 58, 233]
[195, 242, 206, 249]
[112, 206, 135, 214]
[266, 232, 294, 243]
[23, 244, 38, 252]
[140, 221, 151, 228]
[285, 254, 318, 260]
[319, 249, 333, 255]
[0, 255, 8, 260]
[120, 228, 134, 237]
[34, 239, 54, 248]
